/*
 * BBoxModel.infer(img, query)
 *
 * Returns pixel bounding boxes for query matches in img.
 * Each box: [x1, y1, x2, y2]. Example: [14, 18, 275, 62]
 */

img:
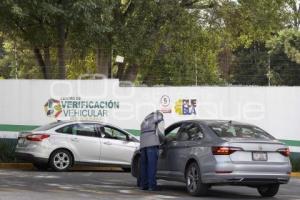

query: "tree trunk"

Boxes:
[218, 47, 232, 81]
[44, 46, 51, 77]
[297, 3, 300, 29]
[96, 43, 111, 78]
[123, 64, 138, 82]
[291, 1, 300, 29]
[116, 63, 125, 80]
[33, 47, 50, 79]
[57, 19, 66, 79]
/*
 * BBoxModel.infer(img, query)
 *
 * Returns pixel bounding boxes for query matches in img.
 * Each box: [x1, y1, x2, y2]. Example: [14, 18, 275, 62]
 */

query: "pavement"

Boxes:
[0, 163, 123, 171]
[0, 169, 300, 200]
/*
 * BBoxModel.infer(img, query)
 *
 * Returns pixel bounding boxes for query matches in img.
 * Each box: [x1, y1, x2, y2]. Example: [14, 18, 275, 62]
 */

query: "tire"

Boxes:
[49, 149, 73, 172]
[257, 184, 280, 197]
[33, 162, 49, 171]
[131, 156, 141, 187]
[122, 167, 131, 172]
[131, 156, 140, 178]
[185, 162, 208, 196]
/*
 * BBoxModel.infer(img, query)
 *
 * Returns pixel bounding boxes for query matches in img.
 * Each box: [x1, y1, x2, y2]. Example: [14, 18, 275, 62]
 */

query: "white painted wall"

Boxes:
[0, 79, 299, 147]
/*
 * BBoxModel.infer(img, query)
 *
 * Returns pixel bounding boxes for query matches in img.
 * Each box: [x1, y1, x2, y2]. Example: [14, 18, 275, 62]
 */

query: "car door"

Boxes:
[166, 122, 204, 177]
[99, 125, 138, 165]
[157, 123, 182, 177]
[56, 123, 101, 163]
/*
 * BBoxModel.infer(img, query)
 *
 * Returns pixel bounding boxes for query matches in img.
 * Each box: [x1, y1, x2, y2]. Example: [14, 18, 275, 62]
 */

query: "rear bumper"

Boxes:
[227, 177, 289, 185]
[203, 158, 292, 185]
[203, 172, 290, 186]
[15, 152, 48, 164]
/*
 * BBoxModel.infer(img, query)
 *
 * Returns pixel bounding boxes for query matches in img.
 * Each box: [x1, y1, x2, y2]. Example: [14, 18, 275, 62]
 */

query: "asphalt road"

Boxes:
[0, 170, 300, 200]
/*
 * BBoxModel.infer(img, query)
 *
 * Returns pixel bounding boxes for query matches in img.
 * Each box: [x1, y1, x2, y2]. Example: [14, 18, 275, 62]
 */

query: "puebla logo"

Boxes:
[174, 99, 197, 115]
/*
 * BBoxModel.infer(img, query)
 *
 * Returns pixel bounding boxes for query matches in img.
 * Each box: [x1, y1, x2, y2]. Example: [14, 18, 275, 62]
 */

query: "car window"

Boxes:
[165, 123, 182, 142]
[75, 124, 98, 137]
[209, 122, 275, 140]
[189, 125, 204, 140]
[56, 123, 100, 138]
[34, 121, 66, 131]
[177, 123, 203, 141]
[102, 126, 128, 141]
[56, 124, 73, 134]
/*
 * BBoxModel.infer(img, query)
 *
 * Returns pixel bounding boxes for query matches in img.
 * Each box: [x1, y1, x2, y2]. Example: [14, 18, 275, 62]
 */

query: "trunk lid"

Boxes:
[223, 138, 288, 163]
[17, 131, 33, 148]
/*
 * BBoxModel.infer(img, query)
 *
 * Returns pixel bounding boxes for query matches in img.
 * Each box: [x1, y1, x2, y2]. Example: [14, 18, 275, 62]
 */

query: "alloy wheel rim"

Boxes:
[187, 165, 199, 192]
[53, 152, 70, 170]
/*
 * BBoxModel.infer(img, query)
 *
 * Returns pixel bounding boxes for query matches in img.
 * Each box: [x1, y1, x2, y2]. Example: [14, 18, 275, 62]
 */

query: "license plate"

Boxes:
[252, 152, 268, 161]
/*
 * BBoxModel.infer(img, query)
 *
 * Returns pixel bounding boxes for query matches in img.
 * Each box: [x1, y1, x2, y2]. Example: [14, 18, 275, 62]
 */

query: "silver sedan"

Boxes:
[16, 121, 139, 171]
[131, 120, 291, 197]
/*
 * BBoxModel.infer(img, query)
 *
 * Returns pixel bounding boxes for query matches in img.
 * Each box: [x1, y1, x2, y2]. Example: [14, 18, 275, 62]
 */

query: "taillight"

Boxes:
[212, 146, 243, 155]
[277, 148, 290, 157]
[26, 134, 50, 142]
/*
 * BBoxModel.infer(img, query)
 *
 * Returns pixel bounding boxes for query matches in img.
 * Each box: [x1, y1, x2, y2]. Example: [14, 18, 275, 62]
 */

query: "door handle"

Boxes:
[104, 141, 112, 145]
[71, 138, 79, 142]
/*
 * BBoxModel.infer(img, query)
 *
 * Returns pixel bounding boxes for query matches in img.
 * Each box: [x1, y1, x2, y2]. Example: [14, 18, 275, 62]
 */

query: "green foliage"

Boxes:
[67, 50, 97, 79]
[0, 0, 114, 79]
[231, 42, 269, 85]
[266, 29, 300, 85]
[291, 153, 300, 172]
[114, 0, 220, 85]
[0, 38, 42, 79]
[217, 0, 287, 48]
[267, 29, 300, 64]
[0, 139, 18, 163]
[0, 0, 299, 85]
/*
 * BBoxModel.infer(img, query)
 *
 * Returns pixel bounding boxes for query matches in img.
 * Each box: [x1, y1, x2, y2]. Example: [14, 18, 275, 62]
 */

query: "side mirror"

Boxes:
[126, 135, 131, 141]
[127, 135, 136, 142]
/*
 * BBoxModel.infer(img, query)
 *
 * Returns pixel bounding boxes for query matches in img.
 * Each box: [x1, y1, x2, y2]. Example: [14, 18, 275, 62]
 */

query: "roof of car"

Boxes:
[169, 119, 253, 126]
[56, 120, 106, 124]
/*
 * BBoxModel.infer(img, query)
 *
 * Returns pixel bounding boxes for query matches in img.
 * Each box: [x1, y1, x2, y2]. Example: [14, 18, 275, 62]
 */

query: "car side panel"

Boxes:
[49, 133, 81, 161]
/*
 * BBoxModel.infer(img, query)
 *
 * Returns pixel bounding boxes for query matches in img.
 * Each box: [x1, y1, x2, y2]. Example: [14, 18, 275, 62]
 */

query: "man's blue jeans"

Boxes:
[140, 146, 159, 190]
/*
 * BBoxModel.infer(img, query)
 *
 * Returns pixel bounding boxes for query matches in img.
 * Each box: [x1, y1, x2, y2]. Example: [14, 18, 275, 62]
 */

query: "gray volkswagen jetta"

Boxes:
[131, 120, 291, 197]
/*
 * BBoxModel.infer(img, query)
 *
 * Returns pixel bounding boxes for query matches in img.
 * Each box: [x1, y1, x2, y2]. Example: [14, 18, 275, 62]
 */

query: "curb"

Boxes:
[0, 163, 33, 170]
[0, 163, 123, 171]
[292, 172, 300, 178]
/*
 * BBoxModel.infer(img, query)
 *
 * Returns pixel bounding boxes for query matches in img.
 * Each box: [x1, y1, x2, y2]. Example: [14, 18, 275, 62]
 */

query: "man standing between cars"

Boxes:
[139, 110, 165, 191]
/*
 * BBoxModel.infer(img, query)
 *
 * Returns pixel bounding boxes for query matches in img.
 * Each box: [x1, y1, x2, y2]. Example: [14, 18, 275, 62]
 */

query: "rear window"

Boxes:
[208, 122, 275, 140]
[33, 121, 66, 131]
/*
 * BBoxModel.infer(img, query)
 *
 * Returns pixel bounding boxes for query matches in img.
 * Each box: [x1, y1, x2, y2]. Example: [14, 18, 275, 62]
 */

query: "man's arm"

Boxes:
[157, 121, 165, 144]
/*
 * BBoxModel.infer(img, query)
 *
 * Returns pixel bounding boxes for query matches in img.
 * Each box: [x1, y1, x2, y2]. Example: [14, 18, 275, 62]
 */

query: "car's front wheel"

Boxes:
[185, 162, 208, 196]
[49, 149, 73, 172]
[257, 184, 280, 197]
[131, 155, 140, 178]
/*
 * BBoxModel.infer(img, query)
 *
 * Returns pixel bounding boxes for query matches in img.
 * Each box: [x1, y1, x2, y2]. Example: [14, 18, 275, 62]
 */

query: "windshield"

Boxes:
[33, 121, 66, 131]
[208, 122, 275, 140]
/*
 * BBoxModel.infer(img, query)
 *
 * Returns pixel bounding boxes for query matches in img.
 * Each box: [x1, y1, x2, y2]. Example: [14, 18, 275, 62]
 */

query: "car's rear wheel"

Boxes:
[185, 162, 208, 196]
[257, 184, 280, 197]
[49, 149, 73, 172]
[33, 162, 49, 171]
